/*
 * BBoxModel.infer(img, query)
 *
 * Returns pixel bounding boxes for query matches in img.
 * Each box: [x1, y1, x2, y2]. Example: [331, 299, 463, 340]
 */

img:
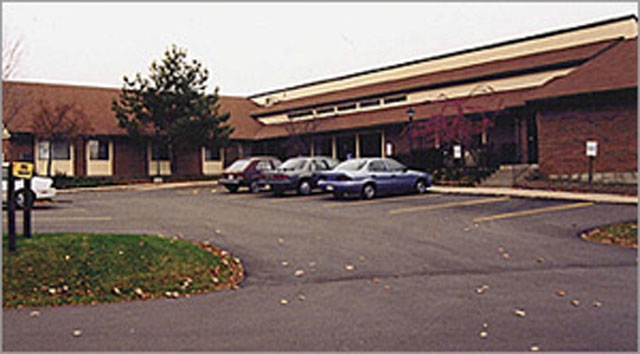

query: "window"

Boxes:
[316, 107, 335, 115]
[38, 140, 71, 160]
[151, 142, 169, 160]
[287, 110, 313, 119]
[88, 139, 109, 160]
[368, 160, 387, 172]
[337, 103, 357, 112]
[255, 160, 274, 171]
[360, 99, 380, 108]
[360, 132, 382, 157]
[383, 95, 407, 105]
[204, 146, 221, 161]
[385, 158, 407, 172]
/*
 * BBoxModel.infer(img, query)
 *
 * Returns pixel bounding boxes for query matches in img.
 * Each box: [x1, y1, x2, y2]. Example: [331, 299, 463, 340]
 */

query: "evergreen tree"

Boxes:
[112, 44, 233, 174]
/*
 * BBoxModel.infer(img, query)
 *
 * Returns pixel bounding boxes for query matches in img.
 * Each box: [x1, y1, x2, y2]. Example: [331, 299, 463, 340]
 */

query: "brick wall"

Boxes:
[536, 90, 637, 178]
[113, 137, 147, 177]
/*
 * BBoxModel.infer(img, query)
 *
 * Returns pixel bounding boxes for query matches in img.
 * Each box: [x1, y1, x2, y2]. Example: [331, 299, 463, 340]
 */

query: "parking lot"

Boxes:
[3, 185, 638, 351]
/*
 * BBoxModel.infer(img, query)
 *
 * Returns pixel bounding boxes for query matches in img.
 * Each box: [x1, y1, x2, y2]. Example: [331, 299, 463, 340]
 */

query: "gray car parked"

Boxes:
[262, 156, 339, 196]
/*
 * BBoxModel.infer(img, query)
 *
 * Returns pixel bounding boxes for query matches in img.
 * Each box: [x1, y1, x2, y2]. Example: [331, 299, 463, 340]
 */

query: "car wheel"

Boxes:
[415, 179, 428, 194]
[361, 183, 376, 200]
[298, 180, 312, 195]
[249, 181, 261, 193]
[333, 191, 345, 199]
[14, 189, 35, 210]
[225, 185, 239, 193]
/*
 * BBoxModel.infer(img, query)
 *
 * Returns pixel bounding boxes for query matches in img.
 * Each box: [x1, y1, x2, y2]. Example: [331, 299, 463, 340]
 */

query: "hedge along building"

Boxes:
[1, 15, 637, 182]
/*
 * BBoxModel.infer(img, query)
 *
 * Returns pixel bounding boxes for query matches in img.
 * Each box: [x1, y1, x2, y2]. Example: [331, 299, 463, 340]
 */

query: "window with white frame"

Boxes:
[204, 146, 221, 161]
[38, 140, 71, 160]
[88, 139, 109, 160]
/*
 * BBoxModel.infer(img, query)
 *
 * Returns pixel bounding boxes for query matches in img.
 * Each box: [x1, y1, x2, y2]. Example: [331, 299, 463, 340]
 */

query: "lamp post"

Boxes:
[406, 107, 415, 168]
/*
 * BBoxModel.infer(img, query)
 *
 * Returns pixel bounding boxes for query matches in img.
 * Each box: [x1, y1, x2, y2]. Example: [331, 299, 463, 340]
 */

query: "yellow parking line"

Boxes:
[324, 193, 441, 208]
[389, 196, 510, 215]
[473, 202, 594, 223]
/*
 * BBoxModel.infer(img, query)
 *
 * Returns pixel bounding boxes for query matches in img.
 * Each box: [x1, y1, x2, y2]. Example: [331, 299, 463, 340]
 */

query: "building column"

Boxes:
[331, 136, 337, 159]
[355, 133, 361, 158]
[381, 131, 386, 157]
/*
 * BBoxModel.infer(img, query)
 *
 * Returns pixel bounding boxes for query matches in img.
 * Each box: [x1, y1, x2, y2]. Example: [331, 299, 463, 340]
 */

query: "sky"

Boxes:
[2, 2, 638, 96]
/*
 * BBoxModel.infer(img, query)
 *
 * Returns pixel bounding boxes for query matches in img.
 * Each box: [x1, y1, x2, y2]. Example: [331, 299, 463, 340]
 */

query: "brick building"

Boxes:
[2, 15, 637, 183]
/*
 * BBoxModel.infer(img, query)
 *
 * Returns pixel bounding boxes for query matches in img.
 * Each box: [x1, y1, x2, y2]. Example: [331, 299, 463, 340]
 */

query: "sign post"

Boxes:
[23, 177, 32, 238]
[586, 141, 597, 184]
[7, 163, 16, 252]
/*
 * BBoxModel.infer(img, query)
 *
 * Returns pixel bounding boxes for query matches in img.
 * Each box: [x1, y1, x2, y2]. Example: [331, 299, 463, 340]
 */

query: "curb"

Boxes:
[56, 180, 636, 205]
[430, 186, 638, 205]
[57, 180, 219, 194]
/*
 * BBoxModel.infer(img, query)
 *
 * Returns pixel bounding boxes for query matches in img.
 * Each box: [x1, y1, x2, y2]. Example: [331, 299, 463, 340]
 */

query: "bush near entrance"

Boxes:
[2, 233, 243, 308]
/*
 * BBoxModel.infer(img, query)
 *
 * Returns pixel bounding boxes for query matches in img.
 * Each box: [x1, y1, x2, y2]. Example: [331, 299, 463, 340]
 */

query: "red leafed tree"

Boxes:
[403, 85, 503, 166]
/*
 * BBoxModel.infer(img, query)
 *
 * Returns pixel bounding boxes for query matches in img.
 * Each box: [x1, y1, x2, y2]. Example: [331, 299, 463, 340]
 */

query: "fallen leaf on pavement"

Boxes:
[383, 285, 392, 291]
[570, 299, 580, 307]
[502, 253, 511, 260]
[72, 329, 83, 337]
[479, 331, 488, 339]
[281, 261, 289, 267]
[294, 269, 305, 277]
[475, 285, 490, 294]
[278, 238, 285, 244]
[513, 309, 527, 317]
[555, 290, 566, 297]
[593, 300, 603, 308]
[280, 299, 289, 305]
[370, 277, 380, 284]
[345, 264, 355, 271]
[29, 310, 40, 318]
[530, 344, 541, 352]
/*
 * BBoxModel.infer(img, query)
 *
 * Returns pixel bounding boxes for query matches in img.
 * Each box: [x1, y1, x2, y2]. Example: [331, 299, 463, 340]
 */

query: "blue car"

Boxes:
[318, 157, 432, 199]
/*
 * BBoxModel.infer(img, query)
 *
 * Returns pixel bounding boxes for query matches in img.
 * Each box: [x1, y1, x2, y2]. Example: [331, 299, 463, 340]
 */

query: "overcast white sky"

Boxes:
[2, 2, 637, 96]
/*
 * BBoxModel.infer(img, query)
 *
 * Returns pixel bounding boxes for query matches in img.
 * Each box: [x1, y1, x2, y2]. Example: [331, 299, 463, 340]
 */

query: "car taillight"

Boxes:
[337, 175, 352, 181]
[273, 174, 289, 180]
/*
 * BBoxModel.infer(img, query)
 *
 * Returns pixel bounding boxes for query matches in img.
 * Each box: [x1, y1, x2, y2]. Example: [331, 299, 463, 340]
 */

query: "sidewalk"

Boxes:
[431, 185, 638, 205]
[58, 180, 638, 205]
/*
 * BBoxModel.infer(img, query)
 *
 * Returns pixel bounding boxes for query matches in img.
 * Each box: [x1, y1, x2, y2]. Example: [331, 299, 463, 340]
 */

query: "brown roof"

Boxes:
[251, 39, 619, 116]
[2, 81, 262, 139]
[529, 38, 638, 100]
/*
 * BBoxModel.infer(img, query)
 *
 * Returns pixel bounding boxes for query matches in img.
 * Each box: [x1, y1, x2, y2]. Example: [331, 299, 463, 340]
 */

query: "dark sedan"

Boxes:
[262, 156, 339, 196]
[318, 157, 432, 199]
[219, 156, 281, 193]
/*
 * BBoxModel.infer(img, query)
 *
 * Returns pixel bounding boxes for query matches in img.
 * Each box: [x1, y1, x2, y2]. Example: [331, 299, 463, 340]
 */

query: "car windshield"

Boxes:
[226, 159, 250, 172]
[280, 158, 307, 171]
[334, 159, 367, 171]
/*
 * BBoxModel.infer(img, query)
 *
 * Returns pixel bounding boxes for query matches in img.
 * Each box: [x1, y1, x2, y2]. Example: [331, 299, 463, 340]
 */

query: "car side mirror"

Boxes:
[403, 168, 409, 173]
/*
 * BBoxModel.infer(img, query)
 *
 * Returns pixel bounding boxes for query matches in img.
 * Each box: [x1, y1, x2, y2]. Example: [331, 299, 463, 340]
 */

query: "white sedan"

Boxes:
[2, 163, 57, 209]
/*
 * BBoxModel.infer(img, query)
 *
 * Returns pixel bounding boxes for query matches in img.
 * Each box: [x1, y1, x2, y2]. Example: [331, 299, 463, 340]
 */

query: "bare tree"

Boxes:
[31, 100, 92, 176]
[2, 38, 32, 156]
[282, 116, 322, 157]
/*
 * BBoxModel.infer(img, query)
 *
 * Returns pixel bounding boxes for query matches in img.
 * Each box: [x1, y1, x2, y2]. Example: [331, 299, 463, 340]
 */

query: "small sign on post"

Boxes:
[586, 140, 597, 184]
[586, 141, 598, 157]
[453, 145, 462, 159]
[13, 162, 34, 179]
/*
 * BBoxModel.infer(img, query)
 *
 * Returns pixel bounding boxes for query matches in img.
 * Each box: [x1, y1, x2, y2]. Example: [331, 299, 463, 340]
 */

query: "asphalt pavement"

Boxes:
[3, 182, 637, 351]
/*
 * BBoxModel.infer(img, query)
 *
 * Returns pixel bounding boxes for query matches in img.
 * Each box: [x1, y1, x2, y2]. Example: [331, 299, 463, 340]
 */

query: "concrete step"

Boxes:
[481, 164, 539, 187]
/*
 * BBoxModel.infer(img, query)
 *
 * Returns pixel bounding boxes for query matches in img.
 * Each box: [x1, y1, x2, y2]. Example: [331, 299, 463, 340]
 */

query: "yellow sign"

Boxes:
[13, 162, 34, 179]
